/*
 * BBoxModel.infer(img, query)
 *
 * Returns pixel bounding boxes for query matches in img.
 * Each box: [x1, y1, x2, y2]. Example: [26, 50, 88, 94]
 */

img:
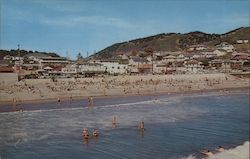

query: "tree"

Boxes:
[77, 52, 83, 60]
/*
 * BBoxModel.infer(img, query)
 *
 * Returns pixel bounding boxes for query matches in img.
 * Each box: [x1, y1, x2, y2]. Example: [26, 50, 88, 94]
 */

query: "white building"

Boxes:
[97, 60, 128, 74]
[78, 63, 106, 73]
[216, 42, 234, 52]
[188, 44, 207, 51]
[213, 49, 227, 56]
[61, 64, 78, 74]
[236, 40, 249, 44]
[39, 57, 69, 67]
[162, 55, 177, 63]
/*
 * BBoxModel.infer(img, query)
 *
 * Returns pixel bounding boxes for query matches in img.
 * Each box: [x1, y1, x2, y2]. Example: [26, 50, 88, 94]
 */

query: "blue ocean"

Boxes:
[0, 91, 249, 159]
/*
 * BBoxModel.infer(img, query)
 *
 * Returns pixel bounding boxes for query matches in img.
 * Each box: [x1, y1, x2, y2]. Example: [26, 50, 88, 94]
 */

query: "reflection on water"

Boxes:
[0, 91, 249, 159]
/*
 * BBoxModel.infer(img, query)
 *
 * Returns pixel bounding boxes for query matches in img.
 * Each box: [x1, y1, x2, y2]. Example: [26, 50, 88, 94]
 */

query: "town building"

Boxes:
[216, 42, 234, 52]
[97, 60, 128, 75]
[184, 60, 203, 73]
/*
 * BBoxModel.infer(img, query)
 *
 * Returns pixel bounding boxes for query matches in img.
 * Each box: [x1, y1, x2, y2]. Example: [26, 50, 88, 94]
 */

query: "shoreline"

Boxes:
[0, 73, 249, 106]
[0, 86, 248, 106]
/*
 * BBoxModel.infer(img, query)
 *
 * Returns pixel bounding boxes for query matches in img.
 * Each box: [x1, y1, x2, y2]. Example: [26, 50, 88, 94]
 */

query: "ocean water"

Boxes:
[0, 91, 249, 159]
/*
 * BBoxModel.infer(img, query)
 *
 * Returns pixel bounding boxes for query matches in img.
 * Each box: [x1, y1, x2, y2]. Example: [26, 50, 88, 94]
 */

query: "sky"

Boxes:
[0, 0, 249, 59]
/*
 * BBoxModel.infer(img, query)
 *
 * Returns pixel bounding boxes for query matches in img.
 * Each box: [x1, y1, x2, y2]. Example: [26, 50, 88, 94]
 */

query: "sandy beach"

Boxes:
[0, 73, 249, 105]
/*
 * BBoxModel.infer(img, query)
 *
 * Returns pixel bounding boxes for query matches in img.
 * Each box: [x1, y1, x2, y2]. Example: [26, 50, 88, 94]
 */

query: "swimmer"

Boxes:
[87, 97, 92, 107]
[200, 149, 214, 157]
[90, 96, 94, 106]
[216, 146, 224, 152]
[112, 116, 117, 125]
[139, 121, 145, 131]
[82, 128, 89, 139]
[92, 129, 99, 137]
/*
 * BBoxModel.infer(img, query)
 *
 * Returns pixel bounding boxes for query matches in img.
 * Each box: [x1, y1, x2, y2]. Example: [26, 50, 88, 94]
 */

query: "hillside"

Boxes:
[93, 27, 250, 59]
[0, 49, 60, 59]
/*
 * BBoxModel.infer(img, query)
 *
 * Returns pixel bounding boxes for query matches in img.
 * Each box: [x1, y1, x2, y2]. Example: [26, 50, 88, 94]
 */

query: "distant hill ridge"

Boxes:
[93, 27, 250, 59]
[0, 49, 60, 60]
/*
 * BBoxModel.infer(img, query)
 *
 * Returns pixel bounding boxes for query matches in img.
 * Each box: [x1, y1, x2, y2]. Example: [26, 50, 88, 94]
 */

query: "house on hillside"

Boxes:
[202, 52, 217, 58]
[231, 53, 250, 62]
[216, 42, 234, 52]
[236, 40, 249, 44]
[188, 44, 207, 51]
[213, 49, 227, 56]
[162, 55, 177, 63]
[24, 53, 49, 62]
[3, 55, 13, 61]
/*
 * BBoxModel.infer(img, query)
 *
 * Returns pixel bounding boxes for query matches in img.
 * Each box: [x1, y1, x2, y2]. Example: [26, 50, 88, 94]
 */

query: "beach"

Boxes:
[0, 73, 249, 105]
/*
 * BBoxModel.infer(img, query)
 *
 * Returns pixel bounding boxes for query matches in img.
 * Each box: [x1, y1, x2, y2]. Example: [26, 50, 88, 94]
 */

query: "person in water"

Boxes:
[200, 149, 214, 157]
[90, 96, 94, 106]
[139, 121, 145, 130]
[112, 116, 117, 126]
[216, 146, 224, 152]
[92, 129, 99, 137]
[82, 128, 89, 139]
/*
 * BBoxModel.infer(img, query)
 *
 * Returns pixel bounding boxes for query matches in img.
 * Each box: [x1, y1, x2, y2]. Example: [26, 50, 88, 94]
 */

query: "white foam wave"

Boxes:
[210, 141, 249, 159]
[0, 98, 177, 115]
[181, 141, 249, 159]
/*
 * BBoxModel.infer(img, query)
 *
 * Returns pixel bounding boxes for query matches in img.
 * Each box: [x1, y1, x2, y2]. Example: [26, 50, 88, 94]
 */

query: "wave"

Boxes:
[181, 141, 250, 159]
[0, 98, 178, 115]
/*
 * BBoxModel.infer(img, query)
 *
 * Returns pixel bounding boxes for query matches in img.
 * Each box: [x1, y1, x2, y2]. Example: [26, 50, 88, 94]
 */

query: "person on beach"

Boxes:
[92, 129, 99, 137]
[82, 128, 89, 139]
[200, 149, 214, 157]
[57, 97, 61, 104]
[70, 95, 73, 102]
[215, 146, 224, 152]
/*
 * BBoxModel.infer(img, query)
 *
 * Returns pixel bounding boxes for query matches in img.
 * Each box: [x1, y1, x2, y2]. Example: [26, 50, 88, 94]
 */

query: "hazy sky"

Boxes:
[1, 0, 249, 58]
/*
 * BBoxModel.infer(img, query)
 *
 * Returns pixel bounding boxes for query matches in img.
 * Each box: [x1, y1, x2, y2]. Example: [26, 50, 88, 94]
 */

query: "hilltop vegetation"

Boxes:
[0, 49, 60, 59]
[93, 27, 250, 59]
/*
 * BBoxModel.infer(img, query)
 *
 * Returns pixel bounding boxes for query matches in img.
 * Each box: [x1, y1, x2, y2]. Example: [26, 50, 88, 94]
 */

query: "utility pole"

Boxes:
[17, 44, 21, 81]
[152, 52, 154, 75]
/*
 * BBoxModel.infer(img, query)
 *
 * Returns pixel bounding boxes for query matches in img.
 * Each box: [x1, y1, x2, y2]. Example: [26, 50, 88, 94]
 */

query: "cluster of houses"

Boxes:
[0, 41, 249, 79]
